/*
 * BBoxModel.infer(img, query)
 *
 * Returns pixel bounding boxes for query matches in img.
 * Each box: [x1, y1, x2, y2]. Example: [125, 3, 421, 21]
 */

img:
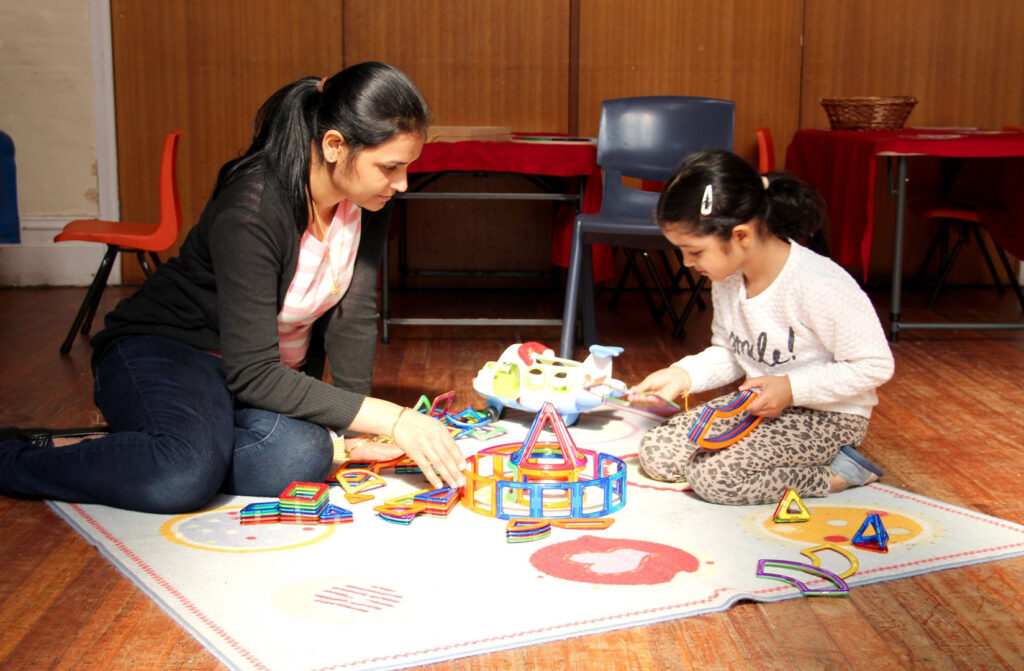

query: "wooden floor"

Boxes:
[2, 282, 1023, 670]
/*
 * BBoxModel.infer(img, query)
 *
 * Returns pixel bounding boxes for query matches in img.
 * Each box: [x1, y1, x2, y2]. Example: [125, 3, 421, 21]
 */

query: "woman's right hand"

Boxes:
[390, 409, 467, 490]
[629, 366, 692, 402]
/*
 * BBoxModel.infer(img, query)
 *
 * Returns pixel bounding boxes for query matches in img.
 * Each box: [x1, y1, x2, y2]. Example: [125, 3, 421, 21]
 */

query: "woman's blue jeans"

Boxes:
[2, 335, 333, 513]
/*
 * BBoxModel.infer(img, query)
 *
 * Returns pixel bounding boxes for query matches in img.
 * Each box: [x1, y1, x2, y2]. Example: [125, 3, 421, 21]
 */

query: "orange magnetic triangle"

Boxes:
[509, 402, 585, 470]
[773, 488, 811, 523]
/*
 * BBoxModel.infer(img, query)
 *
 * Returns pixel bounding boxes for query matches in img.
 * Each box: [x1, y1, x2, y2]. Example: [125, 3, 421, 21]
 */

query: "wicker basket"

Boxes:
[820, 96, 918, 131]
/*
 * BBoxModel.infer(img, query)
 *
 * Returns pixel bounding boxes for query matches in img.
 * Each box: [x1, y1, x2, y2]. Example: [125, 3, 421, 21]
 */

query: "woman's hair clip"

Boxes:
[700, 184, 713, 216]
[761, 175, 770, 190]
[317, 77, 327, 93]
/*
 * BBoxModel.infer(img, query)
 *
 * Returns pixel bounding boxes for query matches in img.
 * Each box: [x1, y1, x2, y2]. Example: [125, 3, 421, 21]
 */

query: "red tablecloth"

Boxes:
[410, 140, 613, 282]
[786, 128, 1024, 275]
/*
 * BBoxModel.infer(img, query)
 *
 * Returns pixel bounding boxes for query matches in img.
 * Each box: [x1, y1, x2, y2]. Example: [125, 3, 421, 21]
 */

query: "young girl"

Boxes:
[631, 149, 894, 506]
[0, 62, 465, 513]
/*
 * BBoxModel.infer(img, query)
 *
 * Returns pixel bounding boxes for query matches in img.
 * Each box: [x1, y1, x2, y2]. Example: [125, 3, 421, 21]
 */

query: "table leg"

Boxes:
[888, 157, 909, 343]
[560, 217, 584, 359]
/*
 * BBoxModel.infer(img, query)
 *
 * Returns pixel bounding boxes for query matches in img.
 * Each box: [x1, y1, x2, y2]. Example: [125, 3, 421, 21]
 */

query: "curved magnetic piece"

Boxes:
[687, 389, 762, 449]
[799, 543, 860, 579]
[755, 558, 850, 596]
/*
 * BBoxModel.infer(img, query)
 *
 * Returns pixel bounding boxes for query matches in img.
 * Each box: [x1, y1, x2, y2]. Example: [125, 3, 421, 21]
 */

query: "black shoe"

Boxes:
[0, 425, 110, 448]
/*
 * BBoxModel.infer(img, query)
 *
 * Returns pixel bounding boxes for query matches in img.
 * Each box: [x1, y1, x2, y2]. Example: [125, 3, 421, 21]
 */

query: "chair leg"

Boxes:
[926, 226, 970, 310]
[676, 255, 707, 311]
[671, 274, 708, 339]
[607, 247, 632, 311]
[560, 220, 585, 359]
[581, 242, 598, 349]
[971, 226, 1005, 292]
[640, 250, 681, 328]
[61, 245, 118, 355]
[620, 250, 663, 321]
[915, 220, 949, 281]
[988, 235, 1024, 310]
[136, 250, 155, 276]
[655, 250, 706, 311]
[79, 246, 120, 338]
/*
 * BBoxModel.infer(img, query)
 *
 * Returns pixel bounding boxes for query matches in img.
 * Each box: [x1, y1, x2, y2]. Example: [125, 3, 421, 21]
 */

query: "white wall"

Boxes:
[0, 0, 117, 286]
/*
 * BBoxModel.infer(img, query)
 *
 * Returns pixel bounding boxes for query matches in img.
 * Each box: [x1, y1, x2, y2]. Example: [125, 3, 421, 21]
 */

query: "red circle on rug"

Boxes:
[530, 535, 699, 585]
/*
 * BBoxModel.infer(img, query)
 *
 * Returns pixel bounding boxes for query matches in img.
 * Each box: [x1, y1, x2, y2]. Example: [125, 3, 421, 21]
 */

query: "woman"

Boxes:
[1, 62, 465, 513]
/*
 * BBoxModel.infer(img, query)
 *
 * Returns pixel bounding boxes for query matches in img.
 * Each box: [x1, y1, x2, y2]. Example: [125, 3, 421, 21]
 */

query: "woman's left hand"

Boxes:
[739, 375, 792, 418]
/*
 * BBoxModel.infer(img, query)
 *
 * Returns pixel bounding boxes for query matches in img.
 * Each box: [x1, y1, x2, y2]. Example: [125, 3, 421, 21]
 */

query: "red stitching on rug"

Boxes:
[312, 588, 749, 669]
[871, 485, 1024, 533]
[68, 504, 272, 671]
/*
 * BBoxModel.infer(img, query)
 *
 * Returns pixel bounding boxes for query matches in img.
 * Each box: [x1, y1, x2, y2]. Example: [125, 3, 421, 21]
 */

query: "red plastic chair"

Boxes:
[54, 130, 183, 354]
[755, 127, 775, 173]
[911, 126, 1024, 310]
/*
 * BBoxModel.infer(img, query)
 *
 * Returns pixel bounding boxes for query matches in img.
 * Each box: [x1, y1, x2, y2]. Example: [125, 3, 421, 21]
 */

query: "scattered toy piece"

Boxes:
[506, 519, 552, 543]
[238, 481, 353, 526]
[773, 488, 811, 523]
[852, 512, 889, 552]
[334, 468, 387, 504]
[800, 543, 859, 579]
[687, 389, 762, 449]
[755, 558, 850, 596]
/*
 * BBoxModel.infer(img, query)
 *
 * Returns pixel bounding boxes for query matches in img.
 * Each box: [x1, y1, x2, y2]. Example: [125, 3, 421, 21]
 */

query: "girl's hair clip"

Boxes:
[700, 184, 713, 216]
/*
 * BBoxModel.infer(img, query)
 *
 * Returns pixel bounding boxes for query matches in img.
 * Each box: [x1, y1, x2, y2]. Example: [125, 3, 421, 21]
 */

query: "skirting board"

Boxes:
[0, 217, 120, 287]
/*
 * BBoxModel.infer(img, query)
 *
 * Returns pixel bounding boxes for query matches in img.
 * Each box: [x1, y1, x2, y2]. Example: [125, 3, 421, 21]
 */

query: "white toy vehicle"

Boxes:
[472, 341, 627, 426]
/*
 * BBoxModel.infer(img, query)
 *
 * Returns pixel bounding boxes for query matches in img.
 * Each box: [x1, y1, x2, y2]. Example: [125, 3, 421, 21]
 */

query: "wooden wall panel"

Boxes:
[111, 0, 343, 282]
[343, 0, 571, 132]
[577, 0, 804, 167]
[108, 0, 1020, 287]
[801, 0, 1024, 130]
[801, 0, 1024, 279]
[343, 0, 573, 285]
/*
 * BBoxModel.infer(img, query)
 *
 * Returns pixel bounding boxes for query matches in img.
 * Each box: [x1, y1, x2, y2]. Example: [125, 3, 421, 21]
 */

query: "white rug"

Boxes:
[49, 405, 1024, 671]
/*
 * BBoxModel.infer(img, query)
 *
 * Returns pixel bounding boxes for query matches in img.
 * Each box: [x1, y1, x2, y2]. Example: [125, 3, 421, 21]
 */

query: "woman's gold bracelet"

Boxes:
[389, 407, 408, 443]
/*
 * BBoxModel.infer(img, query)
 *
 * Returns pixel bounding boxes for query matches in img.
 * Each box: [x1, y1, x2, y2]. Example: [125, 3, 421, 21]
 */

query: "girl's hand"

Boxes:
[391, 409, 467, 490]
[629, 366, 692, 402]
[740, 376, 792, 418]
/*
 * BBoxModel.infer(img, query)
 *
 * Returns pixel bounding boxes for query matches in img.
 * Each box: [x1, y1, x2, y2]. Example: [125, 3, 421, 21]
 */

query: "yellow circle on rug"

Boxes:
[744, 505, 939, 549]
[161, 505, 336, 553]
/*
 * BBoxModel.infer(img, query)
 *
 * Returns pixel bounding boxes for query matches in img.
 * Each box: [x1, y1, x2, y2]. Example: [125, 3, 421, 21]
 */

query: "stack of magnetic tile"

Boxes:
[505, 519, 552, 543]
[374, 501, 421, 525]
[412, 487, 461, 517]
[317, 504, 354, 525]
[278, 482, 331, 524]
[239, 501, 282, 525]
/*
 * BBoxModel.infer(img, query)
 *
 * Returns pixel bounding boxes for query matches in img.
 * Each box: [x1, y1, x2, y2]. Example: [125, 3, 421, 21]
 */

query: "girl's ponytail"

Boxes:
[761, 172, 824, 241]
[657, 149, 824, 243]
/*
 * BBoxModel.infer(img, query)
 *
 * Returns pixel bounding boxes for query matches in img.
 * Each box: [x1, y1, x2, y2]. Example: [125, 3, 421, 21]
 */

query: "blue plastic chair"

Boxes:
[558, 96, 734, 359]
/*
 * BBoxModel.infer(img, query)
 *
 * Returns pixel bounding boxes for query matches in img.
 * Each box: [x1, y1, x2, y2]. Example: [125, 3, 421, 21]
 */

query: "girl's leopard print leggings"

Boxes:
[638, 391, 869, 505]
